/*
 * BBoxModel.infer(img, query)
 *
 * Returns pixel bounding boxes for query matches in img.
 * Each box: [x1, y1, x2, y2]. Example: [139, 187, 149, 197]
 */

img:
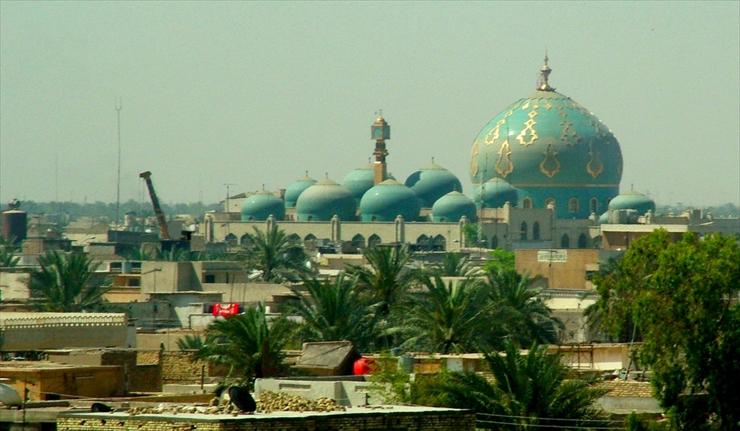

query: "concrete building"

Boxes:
[0, 313, 132, 351]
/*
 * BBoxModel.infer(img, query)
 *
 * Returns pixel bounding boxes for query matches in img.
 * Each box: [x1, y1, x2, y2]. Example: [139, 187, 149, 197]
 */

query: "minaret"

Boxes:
[370, 112, 391, 184]
[536, 53, 555, 91]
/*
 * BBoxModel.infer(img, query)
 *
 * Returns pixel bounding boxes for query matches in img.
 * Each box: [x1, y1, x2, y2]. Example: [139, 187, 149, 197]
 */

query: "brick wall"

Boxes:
[160, 351, 227, 384]
[57, 409, 475, 431]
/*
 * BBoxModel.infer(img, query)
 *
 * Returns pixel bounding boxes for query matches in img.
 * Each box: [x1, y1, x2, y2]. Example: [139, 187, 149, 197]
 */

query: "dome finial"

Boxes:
[537, 52, 555, 91]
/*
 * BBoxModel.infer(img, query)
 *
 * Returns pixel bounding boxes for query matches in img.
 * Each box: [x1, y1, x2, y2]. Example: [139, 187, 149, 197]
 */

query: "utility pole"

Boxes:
[114, 99, 123, 228]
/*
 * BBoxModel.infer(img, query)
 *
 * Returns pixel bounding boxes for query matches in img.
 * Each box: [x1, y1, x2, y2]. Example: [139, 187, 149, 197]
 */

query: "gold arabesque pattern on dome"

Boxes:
[470, 142, 480, 177]
[516, 110, 539, 146]
[587, 142, 604, 178]
[539, 144, 561, 178]
[496, 140, 514, 178]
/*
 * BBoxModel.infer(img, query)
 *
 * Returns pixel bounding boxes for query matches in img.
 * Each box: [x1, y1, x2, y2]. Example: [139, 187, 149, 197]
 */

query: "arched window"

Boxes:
[287, 233, 301, 245]
[533, 222, 541, 240]
[225, 233, 237, 246]
[351, 234, 365, 249]
[491, 235, 499, 248]
[416, 235, 429, 249]
[240, 234, 254, 247]
[522, 198, 533, 209]
[304, 234, 317, 244]
[577, 233, 588, 248]
[545, 198, 556, 210]
[432, 235, 446, 251]
[520, 222, 528, 240]
[589, 198, 598, 215]
[568, 198, 579, 214]
[368, 234, 382, 248]
[561, 234, 570, 248]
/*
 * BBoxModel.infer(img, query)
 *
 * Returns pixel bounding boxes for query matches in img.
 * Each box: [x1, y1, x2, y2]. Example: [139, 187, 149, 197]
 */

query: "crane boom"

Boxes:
[139, 171, 171, 240]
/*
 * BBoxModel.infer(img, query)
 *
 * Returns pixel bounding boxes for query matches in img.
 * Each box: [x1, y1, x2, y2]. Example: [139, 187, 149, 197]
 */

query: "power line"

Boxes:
[476, 412, 619, 424]
[475, 418, 623, 430]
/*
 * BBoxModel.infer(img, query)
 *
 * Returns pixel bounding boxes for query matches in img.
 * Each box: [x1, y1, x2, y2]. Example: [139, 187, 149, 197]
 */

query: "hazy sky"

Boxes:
[1, 1, 738, 207]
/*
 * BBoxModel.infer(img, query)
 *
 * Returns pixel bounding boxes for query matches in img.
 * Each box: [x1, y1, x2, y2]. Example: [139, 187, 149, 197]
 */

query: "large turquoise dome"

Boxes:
[431, 191, 477, 222]
[284, 174, 316, 208]
[360, 179, 421, 221]
[608, 191, 655, 214]
[405, 161, 462, 208]
[296, 178, 356, 221]
[474, 177, 519, 208]
[240, 191, 285, 221]
[342, 164, 375, 201]
[470, 58, 622, 219]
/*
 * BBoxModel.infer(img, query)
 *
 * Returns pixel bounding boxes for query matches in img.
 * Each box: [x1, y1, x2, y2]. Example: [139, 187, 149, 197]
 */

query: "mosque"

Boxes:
[204, 57, 656, 251]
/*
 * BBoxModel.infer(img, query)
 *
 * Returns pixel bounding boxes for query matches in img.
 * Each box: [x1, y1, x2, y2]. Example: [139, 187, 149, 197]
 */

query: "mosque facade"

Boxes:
[205, 58, 654, 251]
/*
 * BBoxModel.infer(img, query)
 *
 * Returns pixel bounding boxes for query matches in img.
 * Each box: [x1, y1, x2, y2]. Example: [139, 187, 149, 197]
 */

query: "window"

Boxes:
[568, 198, 579, 214]
[351, 234, 365, 249]
[368, 234, 382, 248]
[578, 233, 588, 248]
[589, 198, 598, 214]
[204, 274, 216, 283]
[533, 222, 540, 240]
[225, 234, 237, 246]
[491, 235, 499, 248]
[545, 198, 556, 209]
[561, 234, 570, 248]
[520, 222, 528, 240]
[432, 235, 446, 251]
[522, 198, 533, 209]
[240, 234, 254, 247]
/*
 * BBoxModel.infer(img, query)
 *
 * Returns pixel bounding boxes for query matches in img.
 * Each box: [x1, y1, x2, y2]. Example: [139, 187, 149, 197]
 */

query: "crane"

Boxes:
[139, 171, 171, 240]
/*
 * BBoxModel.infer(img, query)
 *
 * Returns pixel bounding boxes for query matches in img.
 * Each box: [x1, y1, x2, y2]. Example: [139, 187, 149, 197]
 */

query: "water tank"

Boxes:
[1, 210, 27, 245]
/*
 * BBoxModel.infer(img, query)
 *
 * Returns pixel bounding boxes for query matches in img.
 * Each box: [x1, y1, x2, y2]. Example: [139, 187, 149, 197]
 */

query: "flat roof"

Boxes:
[60, 404, 468, 422]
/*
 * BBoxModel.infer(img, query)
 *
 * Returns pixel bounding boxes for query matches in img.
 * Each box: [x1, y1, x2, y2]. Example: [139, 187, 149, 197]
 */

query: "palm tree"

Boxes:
[197, 304, 292, 382]
[289, 274, 377, 351]
[346, 245, 418, 319]
[483, 269, 563, 348]
[414, 340, 607, 430]
[428, 252, 479, 277]
[30, 251, 110, 312]
[0, 237, 20, 268]
[399, 275, 492, 353]
[243, 226, 310, 282]
[176, 334, 205, 352]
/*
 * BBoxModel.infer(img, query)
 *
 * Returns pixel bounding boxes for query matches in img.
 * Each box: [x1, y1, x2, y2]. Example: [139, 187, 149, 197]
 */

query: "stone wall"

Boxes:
[57, 408, 475, 431]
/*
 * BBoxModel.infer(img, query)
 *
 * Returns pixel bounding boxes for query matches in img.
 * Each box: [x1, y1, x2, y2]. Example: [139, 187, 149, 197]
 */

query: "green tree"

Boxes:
[242, 226, 310, 282]
[30, 251, 110, 312]
[0, 238, 20, 268]
[482, 270, 563, 348]
[197, 304, 292, 382]
[428, 252, 479, 277]
[346, 245, 418, 319]
[483, 248, 516, 274]
[288, 274, 377, 351]
[399, 275, 492, 353]
[410, 341, 607, 430]
[592, 231, 740, 431]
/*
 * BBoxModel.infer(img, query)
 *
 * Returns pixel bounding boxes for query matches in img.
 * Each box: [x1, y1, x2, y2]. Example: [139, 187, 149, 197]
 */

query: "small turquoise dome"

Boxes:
[296, 178, 356, 221]
[598, 211, 609, 224]
[284, 174, 316, 208]
[405, 161, 462, 208]
[608, 191, 655, 214]
[240, 191, 285, 221]
[474, 177, 519, 208]
[342, 164, 375, 201]
[360, 179, 421, 222]
[431, 191, 477, 222]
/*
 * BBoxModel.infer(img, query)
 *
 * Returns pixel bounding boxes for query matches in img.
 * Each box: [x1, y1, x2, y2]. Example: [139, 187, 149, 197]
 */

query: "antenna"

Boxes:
[114, 98, 122, 228]
[224, 183, 237, 212]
